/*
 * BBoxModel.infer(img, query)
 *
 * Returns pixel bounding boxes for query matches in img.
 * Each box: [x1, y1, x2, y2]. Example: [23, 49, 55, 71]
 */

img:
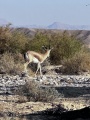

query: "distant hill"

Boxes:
[47, 22, 90, 30]
[19, 22, 90, 30]
[1, 19, 90, 47]
[13, 28, 90, 47]
[0, 19, 90, 30]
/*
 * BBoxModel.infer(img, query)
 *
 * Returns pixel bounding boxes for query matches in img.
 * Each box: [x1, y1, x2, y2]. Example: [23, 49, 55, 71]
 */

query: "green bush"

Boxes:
[0, 26, 89, 75]
[9, 31, 28, 53]
[25, 31, 82, 65]
[26, 32, 49, 52]
[0, 24, 12, 53]
[50, 31, 82, 65]
[0, 25, 29, 54]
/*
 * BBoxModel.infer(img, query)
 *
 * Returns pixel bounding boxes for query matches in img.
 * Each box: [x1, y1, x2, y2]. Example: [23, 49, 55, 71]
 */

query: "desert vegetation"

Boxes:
[0, 24, 90, 75]
[17, 80, 62, 102]
[0, 25, 90, 120]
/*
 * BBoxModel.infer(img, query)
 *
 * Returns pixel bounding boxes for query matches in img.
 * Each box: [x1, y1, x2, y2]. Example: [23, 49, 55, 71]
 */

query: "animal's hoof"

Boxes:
[21, 72, 28, 77]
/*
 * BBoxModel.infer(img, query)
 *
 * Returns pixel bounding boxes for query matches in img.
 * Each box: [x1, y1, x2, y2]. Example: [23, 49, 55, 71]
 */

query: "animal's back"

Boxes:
[27, 51, 43, 62]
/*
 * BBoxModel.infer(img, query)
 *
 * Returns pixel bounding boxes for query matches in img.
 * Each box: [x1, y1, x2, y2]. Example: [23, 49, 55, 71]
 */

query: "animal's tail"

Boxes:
[24, 52, 29, 62]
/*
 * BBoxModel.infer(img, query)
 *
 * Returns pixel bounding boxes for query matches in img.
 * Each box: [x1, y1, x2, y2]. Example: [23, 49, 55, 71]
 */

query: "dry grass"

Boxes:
[17, 80, 61, 102]
[0, 52, 24, 75]
[62, 50, 90, 74]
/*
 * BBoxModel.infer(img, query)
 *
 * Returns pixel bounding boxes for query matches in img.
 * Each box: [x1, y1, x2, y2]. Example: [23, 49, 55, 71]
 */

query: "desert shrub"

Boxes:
[25, 31, 82, 65]
[9, 31, 28, 53]
[26, 32, 49, 52]
[0, 52, 24, 75]
[19, 80, 62, 102]
[0, 27, 86, 75]
[0, 24, 12, 53]
[0, 25, 29, 54]
[62, 50, 90, 74]
[50, 31, 82, 65]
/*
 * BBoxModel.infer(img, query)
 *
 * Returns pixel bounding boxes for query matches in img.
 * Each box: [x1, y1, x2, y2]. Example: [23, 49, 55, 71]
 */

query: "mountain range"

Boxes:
[47, 22, 90, 30]
[22, 22, 90, 30]
[0, 18, 90, 30]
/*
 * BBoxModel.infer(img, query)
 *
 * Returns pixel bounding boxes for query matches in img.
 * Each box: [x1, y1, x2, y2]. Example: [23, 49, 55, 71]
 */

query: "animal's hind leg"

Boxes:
[24, 62, 29, 73]
[35, 63, 40, 76]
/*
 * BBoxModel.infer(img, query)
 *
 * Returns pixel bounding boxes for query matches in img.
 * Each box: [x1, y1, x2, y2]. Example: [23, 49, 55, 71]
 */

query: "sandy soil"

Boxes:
[0, 95, 89, 115]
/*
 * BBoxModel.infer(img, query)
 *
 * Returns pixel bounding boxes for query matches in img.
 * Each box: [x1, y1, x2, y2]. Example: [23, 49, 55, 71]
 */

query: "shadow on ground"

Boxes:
[22, 105, 90, 120]
[56, 87, 90, 97]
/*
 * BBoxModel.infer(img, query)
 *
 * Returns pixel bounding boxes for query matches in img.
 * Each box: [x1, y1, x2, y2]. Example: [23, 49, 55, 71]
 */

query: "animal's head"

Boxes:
[42, 45, 53, 51]
[42, 45, 53, 57]
[42, 39, 53, 50]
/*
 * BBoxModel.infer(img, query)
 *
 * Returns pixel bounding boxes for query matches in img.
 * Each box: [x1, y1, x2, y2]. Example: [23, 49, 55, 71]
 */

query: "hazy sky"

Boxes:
[0, 0, 90, 26]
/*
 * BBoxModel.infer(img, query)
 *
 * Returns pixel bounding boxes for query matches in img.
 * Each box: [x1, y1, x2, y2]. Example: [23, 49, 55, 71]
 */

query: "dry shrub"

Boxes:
[0, 52, 24, 75]
[62, 50, 90, 74]
[18, 80, 61, 102]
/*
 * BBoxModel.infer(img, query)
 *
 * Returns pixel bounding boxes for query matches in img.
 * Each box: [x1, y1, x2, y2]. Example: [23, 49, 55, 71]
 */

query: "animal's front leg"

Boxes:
[39, 64, 42, 77]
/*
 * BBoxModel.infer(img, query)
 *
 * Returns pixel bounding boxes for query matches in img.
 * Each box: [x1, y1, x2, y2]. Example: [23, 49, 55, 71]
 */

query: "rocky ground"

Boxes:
[0, 73, 90, 88]
[0, 72, 90, 120]
[0, 73, 90, 94]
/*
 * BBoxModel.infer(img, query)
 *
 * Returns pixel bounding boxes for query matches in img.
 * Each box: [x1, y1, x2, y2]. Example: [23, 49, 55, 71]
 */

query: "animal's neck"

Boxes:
[42, 50, 50, 62]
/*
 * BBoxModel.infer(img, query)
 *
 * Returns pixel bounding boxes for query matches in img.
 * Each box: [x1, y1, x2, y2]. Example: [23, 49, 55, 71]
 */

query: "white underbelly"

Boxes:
[32, 57, 39, 63]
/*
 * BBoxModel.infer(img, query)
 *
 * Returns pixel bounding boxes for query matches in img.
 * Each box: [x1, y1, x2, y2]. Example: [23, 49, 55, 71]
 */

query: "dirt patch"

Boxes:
[0, 95, 89, 116]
